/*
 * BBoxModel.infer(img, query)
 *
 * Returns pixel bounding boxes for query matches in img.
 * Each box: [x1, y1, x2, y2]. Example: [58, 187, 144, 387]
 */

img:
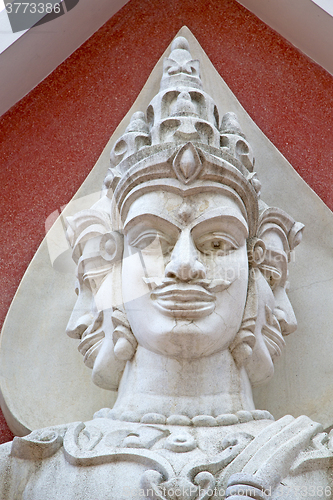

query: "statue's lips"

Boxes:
[142, 278, 233, 319]
[150, 284, 216, 319]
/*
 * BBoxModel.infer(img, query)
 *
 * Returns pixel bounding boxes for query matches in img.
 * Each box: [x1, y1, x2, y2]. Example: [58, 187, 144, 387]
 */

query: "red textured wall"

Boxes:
[0, 0, 332, 443]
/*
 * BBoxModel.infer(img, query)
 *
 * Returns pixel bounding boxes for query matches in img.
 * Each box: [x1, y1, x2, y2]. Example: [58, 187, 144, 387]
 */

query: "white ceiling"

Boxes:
[0, 0, 332, 117]
[0, 0, 130, 117]
[236, 0, 333, 76]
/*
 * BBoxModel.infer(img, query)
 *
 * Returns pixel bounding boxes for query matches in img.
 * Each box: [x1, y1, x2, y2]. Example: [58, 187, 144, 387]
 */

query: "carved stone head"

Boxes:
[65, 36, 303, 395]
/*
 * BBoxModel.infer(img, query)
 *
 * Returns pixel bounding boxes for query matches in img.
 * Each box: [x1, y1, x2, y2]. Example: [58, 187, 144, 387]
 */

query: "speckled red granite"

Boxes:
[0, 0, 332, 442]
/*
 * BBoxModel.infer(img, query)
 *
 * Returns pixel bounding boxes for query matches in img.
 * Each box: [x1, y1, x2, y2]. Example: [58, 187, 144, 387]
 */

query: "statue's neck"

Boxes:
[112, 345, 255, 421]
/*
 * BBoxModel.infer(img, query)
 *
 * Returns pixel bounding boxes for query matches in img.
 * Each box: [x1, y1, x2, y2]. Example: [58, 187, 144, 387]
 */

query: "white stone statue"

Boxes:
[0, 35, 332, 500]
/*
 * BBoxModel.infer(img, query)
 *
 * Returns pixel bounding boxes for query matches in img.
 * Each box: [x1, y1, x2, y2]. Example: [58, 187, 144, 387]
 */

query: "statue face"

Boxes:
[122, 190, 249, 358]
[261, 229, 297, 336]
[245, 225, 297, 386]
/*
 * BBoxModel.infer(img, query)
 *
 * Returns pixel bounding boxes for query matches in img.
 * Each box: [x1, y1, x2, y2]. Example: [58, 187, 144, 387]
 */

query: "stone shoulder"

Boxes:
[0, 415, 332, 499]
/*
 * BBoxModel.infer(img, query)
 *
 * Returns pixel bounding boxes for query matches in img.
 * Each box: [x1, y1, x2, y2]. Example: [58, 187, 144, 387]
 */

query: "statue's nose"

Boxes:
[164, 229, 206, 281]
[273, 286, 297, 335]
[65, 283, 94, 339]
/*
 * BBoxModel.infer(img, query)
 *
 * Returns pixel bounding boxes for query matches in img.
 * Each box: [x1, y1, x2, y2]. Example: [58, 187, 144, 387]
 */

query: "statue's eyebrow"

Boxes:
[191, 207, 248, 235]
[123, 212, 182, 233]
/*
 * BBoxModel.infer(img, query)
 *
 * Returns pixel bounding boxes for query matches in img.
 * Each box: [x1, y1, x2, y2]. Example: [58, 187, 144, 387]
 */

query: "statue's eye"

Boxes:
[210, 239, 236, 253]
[129, 231, 173, 255]
[197, 233, 238, 255]
[261, 266, 282, 290]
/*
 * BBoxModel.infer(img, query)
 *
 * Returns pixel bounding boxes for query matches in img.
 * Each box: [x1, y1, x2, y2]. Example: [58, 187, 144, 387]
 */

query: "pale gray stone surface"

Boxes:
[0, 27, 333, 500]
[0, 26, 332, 443]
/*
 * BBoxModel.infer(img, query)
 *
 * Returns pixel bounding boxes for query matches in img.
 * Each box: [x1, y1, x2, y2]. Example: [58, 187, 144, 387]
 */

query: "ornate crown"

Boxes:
[102, 36, 261, 237]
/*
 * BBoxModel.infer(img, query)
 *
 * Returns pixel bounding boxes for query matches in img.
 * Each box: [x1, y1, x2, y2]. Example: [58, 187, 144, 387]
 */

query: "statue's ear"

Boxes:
[100, 231, 123, 263]
[247, 238, 266, 267]
[112, 307, 138, 362]
[89, 307, 137, 391]
[229, 268, 259, 367]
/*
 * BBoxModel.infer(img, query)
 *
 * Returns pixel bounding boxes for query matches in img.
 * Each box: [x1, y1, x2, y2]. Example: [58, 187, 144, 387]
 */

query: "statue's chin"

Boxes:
[132, 319, 234, 359]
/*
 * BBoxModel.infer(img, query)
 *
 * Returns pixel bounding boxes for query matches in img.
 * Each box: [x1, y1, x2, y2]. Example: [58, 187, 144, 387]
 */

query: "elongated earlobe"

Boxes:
[230, 268, 259, 367]
[247, 238, 266, 267]
[112, 307, 138, 361]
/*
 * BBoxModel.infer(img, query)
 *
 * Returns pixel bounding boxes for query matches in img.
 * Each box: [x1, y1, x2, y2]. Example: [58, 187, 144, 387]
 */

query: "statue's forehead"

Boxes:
[123, 190, 248, 229]
[261, 226, 288, 252]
